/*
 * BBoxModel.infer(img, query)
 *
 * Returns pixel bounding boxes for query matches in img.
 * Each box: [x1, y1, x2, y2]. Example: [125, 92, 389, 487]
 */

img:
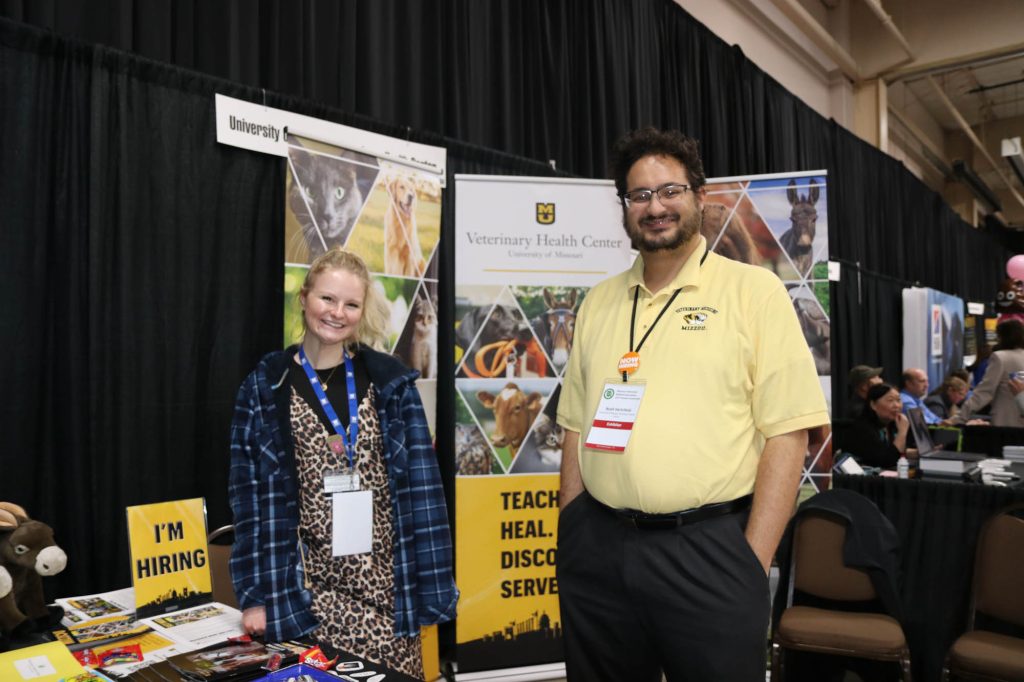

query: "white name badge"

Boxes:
[324, 471, 359, 494]
[332, 490, 373, 556]
[583, 381, 646, 452]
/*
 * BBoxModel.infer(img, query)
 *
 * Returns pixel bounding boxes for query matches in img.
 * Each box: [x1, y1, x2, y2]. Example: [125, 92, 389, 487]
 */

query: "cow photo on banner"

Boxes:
[453, 176, 632, 674]
[701, 171, 832, 495]
[284, 133, 442, 429]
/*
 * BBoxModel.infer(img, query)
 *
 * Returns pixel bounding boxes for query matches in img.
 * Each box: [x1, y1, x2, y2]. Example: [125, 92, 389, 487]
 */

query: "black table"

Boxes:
[960, 424, 1024, 457]
[833, 473, 1024, 682]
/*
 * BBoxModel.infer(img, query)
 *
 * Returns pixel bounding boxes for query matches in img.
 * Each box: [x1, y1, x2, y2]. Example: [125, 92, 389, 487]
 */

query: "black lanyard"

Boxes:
[624, 248, 708, 382]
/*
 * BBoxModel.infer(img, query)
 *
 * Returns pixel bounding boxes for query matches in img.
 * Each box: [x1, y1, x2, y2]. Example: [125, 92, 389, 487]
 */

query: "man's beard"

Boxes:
[624, 207, 702, 252]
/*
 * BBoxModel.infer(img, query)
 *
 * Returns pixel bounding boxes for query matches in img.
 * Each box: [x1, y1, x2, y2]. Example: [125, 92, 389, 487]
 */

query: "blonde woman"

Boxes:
[228, 248, 456, 678]
[924, 375, 969, 420]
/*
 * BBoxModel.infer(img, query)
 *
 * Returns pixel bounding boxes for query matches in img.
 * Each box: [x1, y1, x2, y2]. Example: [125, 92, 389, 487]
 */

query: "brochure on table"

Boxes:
[0, 640, 97, 682]
[54, 587, 245, 677]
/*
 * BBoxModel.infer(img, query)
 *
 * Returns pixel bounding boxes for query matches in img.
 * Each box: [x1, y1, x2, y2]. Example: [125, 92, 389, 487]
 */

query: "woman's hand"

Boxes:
[1009, 377, 1024, 396]
[242, 606, 266, 637]
[894, 412, 909, 435]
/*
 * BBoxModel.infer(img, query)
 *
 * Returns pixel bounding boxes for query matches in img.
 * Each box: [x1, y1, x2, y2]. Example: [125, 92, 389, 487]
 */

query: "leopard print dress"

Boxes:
[291, 386, 423, 680]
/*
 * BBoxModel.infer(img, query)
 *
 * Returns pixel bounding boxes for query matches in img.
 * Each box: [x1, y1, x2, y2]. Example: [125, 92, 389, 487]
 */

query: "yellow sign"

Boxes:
[420, 624, 439, 681]
[126, 498, 211, 618]
[455, 475, 562, 669]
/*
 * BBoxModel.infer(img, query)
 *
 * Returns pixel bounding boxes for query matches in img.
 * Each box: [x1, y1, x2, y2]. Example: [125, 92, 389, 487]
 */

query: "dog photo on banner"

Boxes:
[283, 133, 442, 409]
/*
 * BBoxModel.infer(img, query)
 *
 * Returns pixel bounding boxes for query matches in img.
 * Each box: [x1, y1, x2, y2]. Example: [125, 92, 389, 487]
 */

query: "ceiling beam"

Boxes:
[926, 75, 1024, 210]
[883, 43, 1024, 84]
[887, 106, 951, 176]
[859, 0, 914, 59]
[769, 0, 861, 82]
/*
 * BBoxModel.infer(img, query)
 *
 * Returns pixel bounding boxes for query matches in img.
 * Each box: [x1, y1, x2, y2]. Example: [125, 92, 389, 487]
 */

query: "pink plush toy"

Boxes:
[0, 502, 67, 638]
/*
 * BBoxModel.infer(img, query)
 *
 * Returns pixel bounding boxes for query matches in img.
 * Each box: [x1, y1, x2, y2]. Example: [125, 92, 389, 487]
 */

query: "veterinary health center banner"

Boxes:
[453, 176, 632, 673]
[453, 171, 831, 675]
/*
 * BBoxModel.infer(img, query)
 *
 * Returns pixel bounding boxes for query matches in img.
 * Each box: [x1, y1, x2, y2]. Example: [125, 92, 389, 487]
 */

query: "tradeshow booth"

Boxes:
[2, 2, 1022, 681]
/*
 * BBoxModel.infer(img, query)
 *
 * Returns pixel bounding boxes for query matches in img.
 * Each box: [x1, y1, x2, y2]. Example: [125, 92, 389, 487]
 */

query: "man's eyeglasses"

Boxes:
[620, 184, 694, 207]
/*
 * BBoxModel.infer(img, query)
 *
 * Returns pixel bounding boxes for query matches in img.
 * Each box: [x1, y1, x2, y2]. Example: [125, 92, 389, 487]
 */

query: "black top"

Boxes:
[924, 393, 953, 420]
[841, 408, 902, 468]
[845, 395, 866, 419]
[773, 488, 904, 630]
[289, 351, 372, 434]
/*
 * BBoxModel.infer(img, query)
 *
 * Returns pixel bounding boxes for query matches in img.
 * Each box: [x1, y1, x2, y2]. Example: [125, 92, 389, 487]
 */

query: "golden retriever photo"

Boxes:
[384, 173, 426, 277]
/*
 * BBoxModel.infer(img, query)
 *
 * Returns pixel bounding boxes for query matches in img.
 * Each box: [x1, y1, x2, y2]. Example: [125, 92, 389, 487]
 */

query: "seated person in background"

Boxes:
[950, 320, 1024, 427]
[842, 383, 909, 468]
[949, 368, 974, 399]
[924, 375, 969, 420]
[900, 368, 941, 424]
[847, 365, 884, 418]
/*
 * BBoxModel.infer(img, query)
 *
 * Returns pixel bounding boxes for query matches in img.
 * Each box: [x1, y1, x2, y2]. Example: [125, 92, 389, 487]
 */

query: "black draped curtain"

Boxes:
[0, 16, 561, 602]
[0, 1, 1012, 660]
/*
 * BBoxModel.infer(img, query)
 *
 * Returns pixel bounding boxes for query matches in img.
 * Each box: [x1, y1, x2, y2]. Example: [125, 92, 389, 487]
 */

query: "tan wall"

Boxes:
[673, 0, 852, 127]
[675, 0, 1024, 208]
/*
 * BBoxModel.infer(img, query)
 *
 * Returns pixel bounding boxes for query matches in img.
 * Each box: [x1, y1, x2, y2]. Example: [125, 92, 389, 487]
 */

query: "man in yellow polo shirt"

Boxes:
[556, 128, 829, 681]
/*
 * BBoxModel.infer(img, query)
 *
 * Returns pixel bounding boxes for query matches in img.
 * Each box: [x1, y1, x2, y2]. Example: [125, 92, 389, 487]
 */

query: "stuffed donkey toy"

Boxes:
[0, 502, 67, 640]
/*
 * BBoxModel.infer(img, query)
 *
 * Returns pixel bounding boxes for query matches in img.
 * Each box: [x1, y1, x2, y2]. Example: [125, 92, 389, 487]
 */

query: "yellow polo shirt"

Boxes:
[557, 236, 829, 513]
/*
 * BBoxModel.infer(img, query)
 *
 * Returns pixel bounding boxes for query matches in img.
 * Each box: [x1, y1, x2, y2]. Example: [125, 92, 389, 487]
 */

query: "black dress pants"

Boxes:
[556, 492, 770, 682]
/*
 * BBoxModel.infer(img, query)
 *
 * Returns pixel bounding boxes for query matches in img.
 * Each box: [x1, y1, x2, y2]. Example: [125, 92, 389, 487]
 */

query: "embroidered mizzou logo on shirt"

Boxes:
[682, 312, 707, 326]
[676, 305, 718, 331]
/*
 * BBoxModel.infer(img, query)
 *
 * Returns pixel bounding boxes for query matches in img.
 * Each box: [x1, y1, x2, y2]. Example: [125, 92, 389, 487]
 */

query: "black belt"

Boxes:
[601, 494, 753, 530]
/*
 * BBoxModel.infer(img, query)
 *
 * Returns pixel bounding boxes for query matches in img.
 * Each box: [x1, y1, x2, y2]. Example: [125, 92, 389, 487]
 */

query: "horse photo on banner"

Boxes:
[701, 171, 832, 497]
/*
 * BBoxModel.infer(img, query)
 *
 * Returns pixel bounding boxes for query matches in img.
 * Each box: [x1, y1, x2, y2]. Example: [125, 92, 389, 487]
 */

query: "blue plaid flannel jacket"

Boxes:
[228, 345, 458, 640]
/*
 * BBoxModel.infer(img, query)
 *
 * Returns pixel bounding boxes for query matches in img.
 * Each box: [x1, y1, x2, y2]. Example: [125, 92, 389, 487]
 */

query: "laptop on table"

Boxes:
[907, 407, 986, 476]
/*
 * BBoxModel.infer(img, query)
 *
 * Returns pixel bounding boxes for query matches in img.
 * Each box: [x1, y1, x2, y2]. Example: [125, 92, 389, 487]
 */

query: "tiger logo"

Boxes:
[682, 312, 708, 326]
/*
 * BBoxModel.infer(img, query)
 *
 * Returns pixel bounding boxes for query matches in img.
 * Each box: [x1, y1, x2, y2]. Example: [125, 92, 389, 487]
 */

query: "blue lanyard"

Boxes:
[298, 346, 359, 468]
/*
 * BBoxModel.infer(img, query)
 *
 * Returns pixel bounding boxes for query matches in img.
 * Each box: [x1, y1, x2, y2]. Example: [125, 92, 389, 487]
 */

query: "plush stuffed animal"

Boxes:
[996, 277, 1024, 324]
[0, 503, 67, 639]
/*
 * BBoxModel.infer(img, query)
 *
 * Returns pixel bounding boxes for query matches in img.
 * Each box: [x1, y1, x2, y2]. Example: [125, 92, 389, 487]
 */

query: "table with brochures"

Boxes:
[0, 588, 417, 682]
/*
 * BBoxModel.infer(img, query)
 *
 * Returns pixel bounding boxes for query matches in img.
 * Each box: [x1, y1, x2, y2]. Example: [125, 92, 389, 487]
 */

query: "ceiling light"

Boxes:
[1003, 137, 1024, 188]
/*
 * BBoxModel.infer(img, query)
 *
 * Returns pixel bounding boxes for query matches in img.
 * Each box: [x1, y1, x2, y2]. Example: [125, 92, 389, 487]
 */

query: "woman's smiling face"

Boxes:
[299, 267, 365, 348]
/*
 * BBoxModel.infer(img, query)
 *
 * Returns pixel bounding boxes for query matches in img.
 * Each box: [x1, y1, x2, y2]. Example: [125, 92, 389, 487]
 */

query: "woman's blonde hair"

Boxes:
[299, 248, 390, 351]
[942, 376, 969, 394]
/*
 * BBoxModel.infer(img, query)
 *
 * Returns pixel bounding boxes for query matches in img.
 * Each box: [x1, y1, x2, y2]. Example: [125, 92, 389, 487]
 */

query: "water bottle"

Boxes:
[897, 455, 909, 479]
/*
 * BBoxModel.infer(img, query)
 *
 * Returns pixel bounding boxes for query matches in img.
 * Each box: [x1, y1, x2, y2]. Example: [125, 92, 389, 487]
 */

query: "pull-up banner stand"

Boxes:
[452, 175, 631, 678]
[452, 170, 831, 680]
[217, 92, 447, 681]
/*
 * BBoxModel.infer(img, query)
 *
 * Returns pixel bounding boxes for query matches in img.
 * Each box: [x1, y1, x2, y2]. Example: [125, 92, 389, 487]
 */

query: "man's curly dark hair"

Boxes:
[609, 127, 706, 197]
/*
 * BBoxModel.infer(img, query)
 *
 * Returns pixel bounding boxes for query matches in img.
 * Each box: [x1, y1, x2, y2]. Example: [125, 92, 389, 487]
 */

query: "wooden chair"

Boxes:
[206, 525, 238, 609]
[942, 506, 1024, 682]
[772, 511, 912, 681]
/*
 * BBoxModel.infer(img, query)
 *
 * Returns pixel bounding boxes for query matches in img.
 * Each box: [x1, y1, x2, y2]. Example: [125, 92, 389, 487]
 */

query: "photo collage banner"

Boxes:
[452, 176, 632, 673]
[283, 132, 444, 434]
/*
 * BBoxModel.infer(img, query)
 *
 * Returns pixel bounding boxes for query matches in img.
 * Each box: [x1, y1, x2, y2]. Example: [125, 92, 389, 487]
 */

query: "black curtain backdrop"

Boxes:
[0, 16, 561, 604]
[0, 1, 1012, 672]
